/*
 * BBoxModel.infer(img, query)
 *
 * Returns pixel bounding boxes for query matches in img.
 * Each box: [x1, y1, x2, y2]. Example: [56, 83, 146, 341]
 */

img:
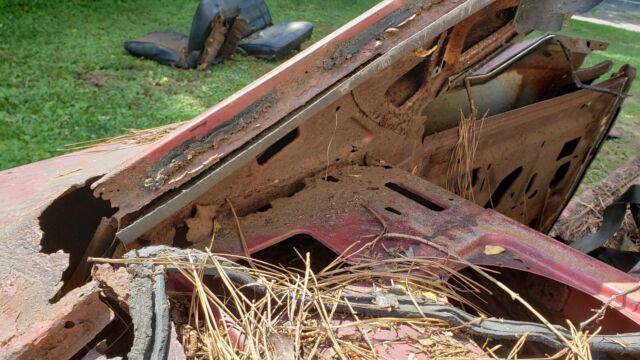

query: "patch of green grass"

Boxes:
[560, 19, 640, 187]
[0, 0, 377, 169]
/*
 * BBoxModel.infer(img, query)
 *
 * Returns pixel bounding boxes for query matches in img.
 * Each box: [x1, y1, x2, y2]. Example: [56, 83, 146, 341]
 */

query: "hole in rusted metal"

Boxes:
[461, 6, 516, 53]
[471, 167, 480, 187]
[256, 128, 300, 165]
[384, 207, 402, 215]
[288, 181, 306, 196]
[484, 166, 522, 208]
[525, 173, 537, 194]
[172, 225, 191, 248]
[556, 137, 581, 160]
[239, 180, 306, 217]
[385, 60, 428, 107]
[550, 162, 571, 189]
[71, 296, 133, 359]
[385, 182, 445, 212]
[251, 234, 338, 273]
[256, 203, 273, 212]
[39, 177, 117, 303]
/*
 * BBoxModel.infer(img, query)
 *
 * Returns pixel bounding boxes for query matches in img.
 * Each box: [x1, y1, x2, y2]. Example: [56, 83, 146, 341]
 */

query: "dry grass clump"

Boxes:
[447, 107, 485, 201]
[96, 239, 601, 360]
[113, 248, 487, 360]
[61, 121, 189, 151]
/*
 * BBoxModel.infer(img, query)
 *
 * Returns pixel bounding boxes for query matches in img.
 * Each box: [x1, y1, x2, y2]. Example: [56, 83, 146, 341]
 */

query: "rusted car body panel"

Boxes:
[0, 144, 147, 358]
[0, 0, 637, 358]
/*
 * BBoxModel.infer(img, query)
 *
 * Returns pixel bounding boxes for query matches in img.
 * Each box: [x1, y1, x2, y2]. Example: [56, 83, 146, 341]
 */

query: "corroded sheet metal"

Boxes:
[0, 143, 148, 359]
[0, 0, 635, 356]
[92, 0, 502, 217]
[115, 0, 526, 243]
[418, 68, 634, 232]
[210, 165, 640, 330]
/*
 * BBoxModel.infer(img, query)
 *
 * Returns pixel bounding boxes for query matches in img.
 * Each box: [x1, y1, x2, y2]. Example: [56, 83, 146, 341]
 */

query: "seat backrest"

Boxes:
[236, 0, 273, 37]
[187, 0, 240, 53]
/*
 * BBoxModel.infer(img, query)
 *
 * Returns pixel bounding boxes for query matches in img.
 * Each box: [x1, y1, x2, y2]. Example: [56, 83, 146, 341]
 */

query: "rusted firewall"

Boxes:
[91, 0, 505, 217]
[123, 1, 633, 252]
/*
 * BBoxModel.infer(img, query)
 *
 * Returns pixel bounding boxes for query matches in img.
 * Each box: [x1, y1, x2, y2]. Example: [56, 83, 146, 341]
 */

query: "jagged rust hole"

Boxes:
[484, 166, 522, 208]
[557, 137, 581, 160]
[251, 234, 338, 273]
[39, 177, 116, 302]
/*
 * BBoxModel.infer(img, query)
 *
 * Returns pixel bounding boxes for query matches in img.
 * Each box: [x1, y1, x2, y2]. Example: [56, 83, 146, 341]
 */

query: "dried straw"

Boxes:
[107, 249, 482, 359]
[60, 121, 189, 151]
[447, 106, 485, 201]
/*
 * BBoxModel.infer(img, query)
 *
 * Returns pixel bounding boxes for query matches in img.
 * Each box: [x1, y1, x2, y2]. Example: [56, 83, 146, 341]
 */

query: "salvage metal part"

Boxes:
[0, 0, 637, 358]
[112, 0, 511, 244]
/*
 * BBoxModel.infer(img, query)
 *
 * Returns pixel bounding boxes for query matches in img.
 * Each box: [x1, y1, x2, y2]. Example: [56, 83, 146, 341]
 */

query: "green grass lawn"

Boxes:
[0, 0, 377, 169]
[0, 3, 638, 184]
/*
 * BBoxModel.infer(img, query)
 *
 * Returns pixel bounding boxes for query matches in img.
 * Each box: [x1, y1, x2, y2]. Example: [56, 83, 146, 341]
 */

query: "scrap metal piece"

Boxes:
[464, 34, 557, 86]
[0, 283, 115, 359]
[571, 185, 640, 253]
[207, 165, 640, 330]
[92, 0, 500, 218]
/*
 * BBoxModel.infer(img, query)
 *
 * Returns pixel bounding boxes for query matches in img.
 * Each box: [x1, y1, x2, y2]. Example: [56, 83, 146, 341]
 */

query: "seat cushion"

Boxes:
[238, 21, 313, 61]
[235, 0, 273, 37]
[124, 31, 195, 68]
[187, 0, 239, 53]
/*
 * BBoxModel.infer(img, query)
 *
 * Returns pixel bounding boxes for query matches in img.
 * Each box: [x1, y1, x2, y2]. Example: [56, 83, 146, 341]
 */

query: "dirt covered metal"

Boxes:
[0, 0, 637, 358]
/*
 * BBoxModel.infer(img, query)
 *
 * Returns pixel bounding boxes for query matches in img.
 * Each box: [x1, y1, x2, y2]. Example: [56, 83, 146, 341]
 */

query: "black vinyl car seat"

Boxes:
[124, 0, 240, 68]
[124, 0, 313, 67]
[236, 0, 313, 61]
